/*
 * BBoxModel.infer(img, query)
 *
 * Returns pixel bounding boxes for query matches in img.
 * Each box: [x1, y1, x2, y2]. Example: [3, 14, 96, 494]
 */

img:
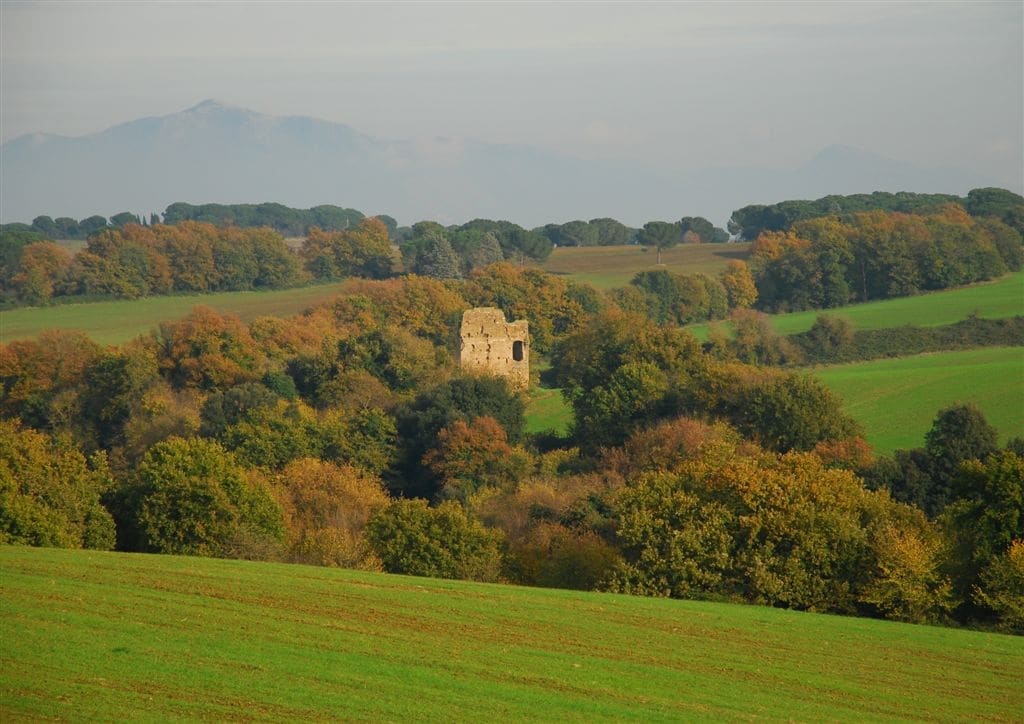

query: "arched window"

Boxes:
[512, 340, 524, 362]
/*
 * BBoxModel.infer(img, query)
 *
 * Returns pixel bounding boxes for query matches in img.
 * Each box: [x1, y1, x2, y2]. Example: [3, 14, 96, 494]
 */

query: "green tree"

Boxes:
[130, 437, 285, 557]
[637, 221, 682, 264]
[366, 499, 503, 581]
[413, 232, 463, 279]
[973, 539, 1024, 633]
[391, 376, 526, 499]
[0, 420, 115, 550]
[589, 218, 632, 245]
[942, 451, 1024, 620]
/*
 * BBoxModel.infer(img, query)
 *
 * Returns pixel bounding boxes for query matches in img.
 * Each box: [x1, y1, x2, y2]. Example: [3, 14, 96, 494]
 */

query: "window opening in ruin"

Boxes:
[513, 340, 524, 362]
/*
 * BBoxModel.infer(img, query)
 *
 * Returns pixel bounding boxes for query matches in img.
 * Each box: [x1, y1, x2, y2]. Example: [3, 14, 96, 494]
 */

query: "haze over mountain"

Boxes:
[0, 101, 999, 228]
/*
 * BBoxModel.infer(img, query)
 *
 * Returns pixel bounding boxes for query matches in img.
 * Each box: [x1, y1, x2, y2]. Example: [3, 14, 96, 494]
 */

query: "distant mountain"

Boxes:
[0, 101, 999, 227]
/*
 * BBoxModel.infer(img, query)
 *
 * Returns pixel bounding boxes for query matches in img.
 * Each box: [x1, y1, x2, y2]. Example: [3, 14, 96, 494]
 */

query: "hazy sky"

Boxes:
[2, 1, 1022, 189]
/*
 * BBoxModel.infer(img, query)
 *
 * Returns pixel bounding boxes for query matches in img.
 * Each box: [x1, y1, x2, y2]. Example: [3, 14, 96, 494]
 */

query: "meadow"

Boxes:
[2, 545, 1021, 722]
[690, 271, 1024, 340]
[816, 346, 1024, 453]
[537, 242, 752, 289]
[0, 281, 350, 346]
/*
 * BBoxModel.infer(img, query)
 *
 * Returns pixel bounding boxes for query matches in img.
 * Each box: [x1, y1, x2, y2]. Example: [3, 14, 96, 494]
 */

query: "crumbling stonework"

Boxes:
[459, 307, 529, 391]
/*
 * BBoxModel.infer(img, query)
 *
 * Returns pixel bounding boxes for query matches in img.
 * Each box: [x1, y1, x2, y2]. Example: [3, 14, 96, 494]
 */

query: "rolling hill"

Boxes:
[2, 546, 1021, 721]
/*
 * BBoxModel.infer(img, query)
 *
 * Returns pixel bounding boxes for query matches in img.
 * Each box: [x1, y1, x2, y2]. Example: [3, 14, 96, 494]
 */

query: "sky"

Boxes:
[2, 1, 1022, 190]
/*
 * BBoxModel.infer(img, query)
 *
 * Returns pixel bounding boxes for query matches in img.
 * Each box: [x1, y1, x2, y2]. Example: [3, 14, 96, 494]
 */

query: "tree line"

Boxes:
[2, 264, 1020, 633]
[749, 205, 1023, 312]
[728, 187, 1024, 241]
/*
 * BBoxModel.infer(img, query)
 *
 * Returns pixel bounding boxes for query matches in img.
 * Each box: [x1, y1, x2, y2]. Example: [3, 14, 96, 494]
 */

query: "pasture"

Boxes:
[537, 242, 751, 290]
[816, 346, 1024, 453]
[2, 546, 1022, 721]
[0, 282, 350, 346]
[691, 271, 1024, 340]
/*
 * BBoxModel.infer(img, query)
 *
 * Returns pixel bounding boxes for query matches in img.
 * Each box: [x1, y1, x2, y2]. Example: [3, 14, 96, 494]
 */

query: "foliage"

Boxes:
[366, 498, 503, 582]
[636, 221, 683, 264]
[128, 437, 285, 558]
[0, 420, 115, 549]
[423, 416, 533, 503]
[749, 209, 1009, 312]
[621, 269, 729, 325]
[457, 218, 553, 262]
[391, 376, 526, 498]
[162, 201, 366, 237]
[271, 457, 390, 569]
[301, 218, 394, 281]
[153, 306, 266, 390]
[942, 451, 1024, 620]
[728, 190, 963, 240]
[609, 446, 952, 620]
[973, 539, 1024, 633]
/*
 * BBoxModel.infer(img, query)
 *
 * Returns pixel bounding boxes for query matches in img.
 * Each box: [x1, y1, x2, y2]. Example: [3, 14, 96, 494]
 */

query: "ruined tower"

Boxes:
[458, 307, 529, 391]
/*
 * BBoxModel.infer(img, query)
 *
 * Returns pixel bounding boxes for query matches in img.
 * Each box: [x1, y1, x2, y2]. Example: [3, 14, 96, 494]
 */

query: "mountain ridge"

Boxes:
[0, 101, 998, 227]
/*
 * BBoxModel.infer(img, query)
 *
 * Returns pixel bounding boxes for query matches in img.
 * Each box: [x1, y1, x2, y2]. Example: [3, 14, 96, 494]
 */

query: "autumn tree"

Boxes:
[153, 307, 266, 390]
[391, 376, 526, 499]
[11, 242, 71, 305]
[302, 217, 394, 281]
[942, 450, 1024, 622]
[719, 260, 757, 309]
[272, 457, 390, 569]
[423, 416, 532, 504]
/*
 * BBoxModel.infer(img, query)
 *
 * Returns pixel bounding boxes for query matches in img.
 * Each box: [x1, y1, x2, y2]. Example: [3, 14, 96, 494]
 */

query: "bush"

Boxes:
[366, 499, 503, 582]
[129, 437, 284, 558]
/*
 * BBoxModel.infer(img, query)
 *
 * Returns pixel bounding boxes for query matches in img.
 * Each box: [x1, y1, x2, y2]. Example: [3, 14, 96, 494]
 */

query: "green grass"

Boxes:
[537, 243, 751, 290]
[524, 386, 573, 435]
[817, 346, 1024, 453]
[690, 272, 1024, 340]
[0, 282, 351, 346]
[2, 546, 1021, 721]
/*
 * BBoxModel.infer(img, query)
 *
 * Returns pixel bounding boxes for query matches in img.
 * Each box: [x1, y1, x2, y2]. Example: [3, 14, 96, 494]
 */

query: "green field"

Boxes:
[524, 386, 573, 436]
[0, 282, 350, 346]
[537, 243, 751, 290]
[2, 546, 1021, 721]
[817, 346, 1024, 453]
[690, 271, 1024, 340]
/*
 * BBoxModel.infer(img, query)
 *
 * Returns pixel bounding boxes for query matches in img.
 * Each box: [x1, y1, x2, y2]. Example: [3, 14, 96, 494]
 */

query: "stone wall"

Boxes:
[458, 307, 529, 391]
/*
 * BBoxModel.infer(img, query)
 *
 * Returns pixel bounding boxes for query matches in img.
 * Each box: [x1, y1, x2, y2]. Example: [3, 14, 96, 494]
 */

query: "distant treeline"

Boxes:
[749, 205, 1023, 312]
[729, 187, 1024, 240]
[0, 203, 386, 240]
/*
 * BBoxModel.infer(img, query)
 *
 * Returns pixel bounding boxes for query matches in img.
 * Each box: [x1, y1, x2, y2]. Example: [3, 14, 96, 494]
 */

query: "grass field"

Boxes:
[2, 546, 1022, 721]
[0, 282, 350, 346]
[537, 243, 751, 290]
[524, 386, 573, 436]
[817, 346, 1024, 453]
[690, 271, 1024, 340]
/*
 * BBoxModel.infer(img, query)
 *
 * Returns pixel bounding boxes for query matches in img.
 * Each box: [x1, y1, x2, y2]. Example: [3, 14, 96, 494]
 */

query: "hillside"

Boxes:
[2, 546, 1021, 721]
[0, 281, 351, 346]
[537, 242, 751, 290]
[815, 346, 1024, 453]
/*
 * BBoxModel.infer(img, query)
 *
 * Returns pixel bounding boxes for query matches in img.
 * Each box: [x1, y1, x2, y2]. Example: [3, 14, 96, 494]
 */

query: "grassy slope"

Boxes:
[538, 243, 751, 290]
[524, 386, 573, 436]
[2, 546, 1022, 722]
[690, 271, 1024, 340]
[0, 282, 350, 346]
[817, 346, 1024, 453]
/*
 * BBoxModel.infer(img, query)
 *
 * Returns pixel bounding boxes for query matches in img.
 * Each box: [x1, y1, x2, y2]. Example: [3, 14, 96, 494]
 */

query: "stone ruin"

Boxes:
[458, 307, 529, 391]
